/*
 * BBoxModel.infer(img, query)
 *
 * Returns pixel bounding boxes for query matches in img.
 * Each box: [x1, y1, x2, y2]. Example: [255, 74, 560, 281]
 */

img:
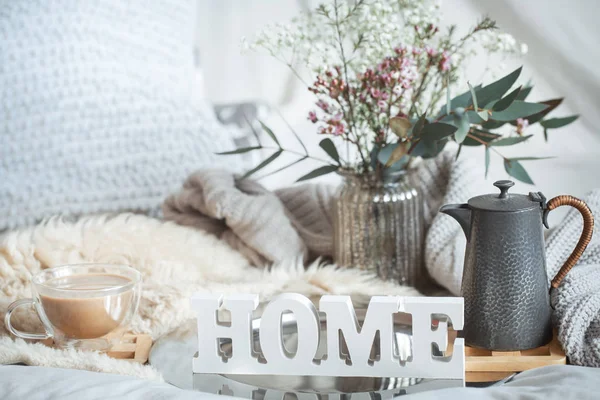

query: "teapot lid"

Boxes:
[468, 180, 541, 212]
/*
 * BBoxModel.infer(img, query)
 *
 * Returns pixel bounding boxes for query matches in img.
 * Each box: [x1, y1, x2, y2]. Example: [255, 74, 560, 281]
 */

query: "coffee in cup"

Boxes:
[5, 264, 141, 351]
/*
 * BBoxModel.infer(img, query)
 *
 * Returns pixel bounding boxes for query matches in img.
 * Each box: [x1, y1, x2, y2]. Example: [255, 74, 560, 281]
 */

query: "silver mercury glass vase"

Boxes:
[332, 169, 425, 287]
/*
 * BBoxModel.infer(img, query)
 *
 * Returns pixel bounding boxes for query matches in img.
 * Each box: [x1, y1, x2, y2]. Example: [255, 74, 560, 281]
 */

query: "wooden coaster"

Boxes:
[42, 333, 152, 364]
[448, 330, 566, 382]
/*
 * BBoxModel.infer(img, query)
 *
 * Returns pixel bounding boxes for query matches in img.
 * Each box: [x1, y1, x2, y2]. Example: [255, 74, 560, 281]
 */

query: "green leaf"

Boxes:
[504, 159, 533, 184]
[462, 129, 501, 146]
[490, 135, 533, 147]
[476, 66, 522, 107]
[410, 138, 448, 158]
[485, 147, 490, 178]
[481, 119, 507, 130]
[378, 142, 409, 168]
[515, 86, 533, 101]
[217, 146, 262, 155]
[493, 86, 522, 111]
[437, 85, 481, 117]
[454, 113, 470, 144]
[478, 111, 489, 121]
[420, 122, 458, 141]
[259, 121, 281, 147]
[513, 98, 562, 125]
[410, 113, 428, 138]
[540, 115, 579, 129]
[243, 150, 283, 179]
[465, 110, 485, 124]
[489, 101, 548, 121]
[468, 82, 479, 111]
[455, 144, 463, 161]
[296, 165, 339, 182]
[509, 156, 554, 161]
[319, 138, 341, 165]
[243, 113, 262, 146]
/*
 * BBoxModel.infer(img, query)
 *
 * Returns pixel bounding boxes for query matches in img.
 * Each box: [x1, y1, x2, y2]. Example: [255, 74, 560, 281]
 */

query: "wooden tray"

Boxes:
[448, 331, 566, 382]
[42, 333, 152, 364]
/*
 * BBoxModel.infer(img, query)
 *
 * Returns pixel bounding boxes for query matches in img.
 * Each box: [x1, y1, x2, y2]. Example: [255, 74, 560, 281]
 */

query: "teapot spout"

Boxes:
[439, 204, 472, 241]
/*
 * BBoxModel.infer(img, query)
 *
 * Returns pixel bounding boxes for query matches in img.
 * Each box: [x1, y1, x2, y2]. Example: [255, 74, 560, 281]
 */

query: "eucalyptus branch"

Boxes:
[240, 2, 563, 184]
[274, 108, 309, 156]
[465, 132, 506, 159]
[262, 145, 336, 165]
[255, 156, 309, 180]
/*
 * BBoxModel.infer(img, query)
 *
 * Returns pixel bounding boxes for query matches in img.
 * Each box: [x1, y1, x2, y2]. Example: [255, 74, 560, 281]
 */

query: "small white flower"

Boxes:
[520, 43, 529, 55]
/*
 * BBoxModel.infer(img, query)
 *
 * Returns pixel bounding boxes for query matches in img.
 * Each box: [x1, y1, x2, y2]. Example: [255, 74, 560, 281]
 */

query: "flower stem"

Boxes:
[333, 0, 368, 172]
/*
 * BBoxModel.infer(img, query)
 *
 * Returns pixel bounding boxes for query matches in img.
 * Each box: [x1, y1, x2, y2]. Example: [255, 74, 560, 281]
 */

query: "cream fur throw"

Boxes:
[0, 214, 418, 379]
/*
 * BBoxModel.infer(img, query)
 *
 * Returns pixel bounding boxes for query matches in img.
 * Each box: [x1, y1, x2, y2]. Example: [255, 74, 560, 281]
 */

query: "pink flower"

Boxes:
[412, 47, 422, 56]
[438, 51, 451, 72]
[308, 111, 318, 123]
[334, 123, 345, 136]
[440, 59, 451, 72]
[394, 46, 406, 55]
[316, 99, 329, 111]
[370, 88, 381, 99]
[377, 100, 387, 111]
[380, 92, 389, 100]
[516, 118, 529, 135]
[400, 79, 412, 89]
[425, 46, 437, 57]
[332, 113, 343, 122]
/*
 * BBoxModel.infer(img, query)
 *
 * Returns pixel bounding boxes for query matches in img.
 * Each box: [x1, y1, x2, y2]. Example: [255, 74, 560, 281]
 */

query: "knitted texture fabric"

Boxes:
[0, 0, 240, 231]
[548, 189, 600, 367]
[163, 148, 478, 289]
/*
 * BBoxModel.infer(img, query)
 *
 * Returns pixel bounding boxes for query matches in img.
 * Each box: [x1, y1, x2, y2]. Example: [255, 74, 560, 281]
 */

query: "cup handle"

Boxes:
[4, 298, 53, 340]
[543, 195, 595, 288]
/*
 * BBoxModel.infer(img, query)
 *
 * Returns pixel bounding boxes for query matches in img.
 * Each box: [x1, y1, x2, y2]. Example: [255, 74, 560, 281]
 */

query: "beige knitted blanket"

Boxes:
[163, 149, 479, 293]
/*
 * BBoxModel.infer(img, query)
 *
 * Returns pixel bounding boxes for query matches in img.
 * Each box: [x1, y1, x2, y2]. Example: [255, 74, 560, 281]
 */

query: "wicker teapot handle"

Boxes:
[544, 196, 594, 288]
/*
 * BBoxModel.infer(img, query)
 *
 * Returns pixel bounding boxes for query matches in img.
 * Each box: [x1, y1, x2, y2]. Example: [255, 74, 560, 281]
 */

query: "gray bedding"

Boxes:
[1, 365, 598, 400]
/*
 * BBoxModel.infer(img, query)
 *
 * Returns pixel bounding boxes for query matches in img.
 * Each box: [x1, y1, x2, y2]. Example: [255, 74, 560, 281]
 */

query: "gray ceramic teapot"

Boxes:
[440, 180, 594, 351]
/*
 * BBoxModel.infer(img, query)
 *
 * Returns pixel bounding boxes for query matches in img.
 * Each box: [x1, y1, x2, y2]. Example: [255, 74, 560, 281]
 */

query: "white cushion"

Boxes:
[0, 0, 240, 230]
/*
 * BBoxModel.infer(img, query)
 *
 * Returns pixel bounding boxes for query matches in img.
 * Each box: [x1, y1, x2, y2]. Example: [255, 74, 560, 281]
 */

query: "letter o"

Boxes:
[259, 293, 320, 367]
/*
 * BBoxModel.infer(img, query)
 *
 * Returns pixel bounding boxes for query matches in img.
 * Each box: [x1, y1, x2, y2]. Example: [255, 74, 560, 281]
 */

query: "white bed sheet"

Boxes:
[1, 364, 599, 400]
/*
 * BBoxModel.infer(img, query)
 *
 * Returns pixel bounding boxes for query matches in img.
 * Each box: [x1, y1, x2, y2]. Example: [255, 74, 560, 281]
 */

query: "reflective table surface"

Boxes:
[150, 312, 463, 398]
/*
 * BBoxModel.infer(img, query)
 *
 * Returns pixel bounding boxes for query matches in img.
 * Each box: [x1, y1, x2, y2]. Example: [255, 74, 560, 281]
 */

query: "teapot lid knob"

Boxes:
[494, 180, 514, 198]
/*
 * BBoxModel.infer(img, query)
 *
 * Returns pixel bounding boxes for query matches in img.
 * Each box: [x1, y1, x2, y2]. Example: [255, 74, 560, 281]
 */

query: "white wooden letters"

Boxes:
[191, 293, 464, 381]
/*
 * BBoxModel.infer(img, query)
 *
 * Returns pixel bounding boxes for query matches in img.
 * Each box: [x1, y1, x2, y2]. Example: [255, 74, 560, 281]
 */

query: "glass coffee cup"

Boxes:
[5, 263, 141, 351]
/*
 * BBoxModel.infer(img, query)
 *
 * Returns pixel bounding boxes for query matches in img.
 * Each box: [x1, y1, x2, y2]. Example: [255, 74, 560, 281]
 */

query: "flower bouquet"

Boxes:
[225, 0, 577, 184]
[221, 0, 578, 286]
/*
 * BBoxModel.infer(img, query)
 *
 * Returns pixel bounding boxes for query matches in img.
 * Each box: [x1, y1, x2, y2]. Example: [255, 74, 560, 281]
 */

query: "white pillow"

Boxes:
[0, 0, 241, 230]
